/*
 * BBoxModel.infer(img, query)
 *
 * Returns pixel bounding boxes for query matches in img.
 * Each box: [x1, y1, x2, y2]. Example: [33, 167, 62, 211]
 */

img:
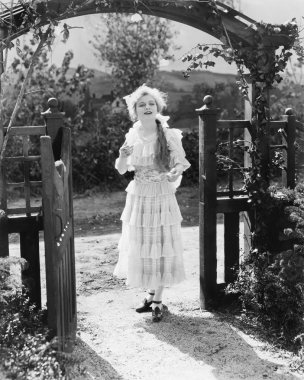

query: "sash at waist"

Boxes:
[134, 168, 168, 183]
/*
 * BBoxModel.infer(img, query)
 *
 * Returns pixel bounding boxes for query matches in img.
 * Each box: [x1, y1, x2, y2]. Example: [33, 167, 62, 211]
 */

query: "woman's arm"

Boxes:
[115, 143, 133, 174]
[167, 163, 183, 182]
[115, 155, 128, 175]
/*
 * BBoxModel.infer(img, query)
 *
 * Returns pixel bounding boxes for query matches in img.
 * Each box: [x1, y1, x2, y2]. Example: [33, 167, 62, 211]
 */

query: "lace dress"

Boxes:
[114, 121, 191, 288]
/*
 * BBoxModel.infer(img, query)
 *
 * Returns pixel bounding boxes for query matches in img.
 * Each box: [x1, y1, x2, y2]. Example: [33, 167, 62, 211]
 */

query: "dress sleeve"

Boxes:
[166, 128, 191, 172]
[115, 128, 136, 172]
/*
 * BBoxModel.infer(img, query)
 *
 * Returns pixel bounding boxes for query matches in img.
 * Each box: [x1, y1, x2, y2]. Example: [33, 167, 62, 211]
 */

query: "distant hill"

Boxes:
[87, 69, 237, 109]
[158, 70, 236, 91]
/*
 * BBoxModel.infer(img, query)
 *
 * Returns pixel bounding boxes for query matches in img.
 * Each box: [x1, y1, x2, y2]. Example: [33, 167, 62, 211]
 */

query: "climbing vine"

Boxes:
[182, 1, 303, 218]
[181, 0, 304, 340]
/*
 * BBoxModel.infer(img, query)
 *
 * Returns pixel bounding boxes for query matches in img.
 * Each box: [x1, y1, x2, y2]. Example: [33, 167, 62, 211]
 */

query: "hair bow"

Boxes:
[155, 113, 170, 128]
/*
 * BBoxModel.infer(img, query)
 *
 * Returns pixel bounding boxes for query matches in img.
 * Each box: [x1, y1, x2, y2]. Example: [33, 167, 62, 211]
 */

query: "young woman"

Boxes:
[114, 84, 190, 322]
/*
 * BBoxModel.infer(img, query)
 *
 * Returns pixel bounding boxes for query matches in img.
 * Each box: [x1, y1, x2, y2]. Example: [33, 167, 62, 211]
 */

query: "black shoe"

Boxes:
[152, 301, 163, 322]
[136, 298, 153, 313]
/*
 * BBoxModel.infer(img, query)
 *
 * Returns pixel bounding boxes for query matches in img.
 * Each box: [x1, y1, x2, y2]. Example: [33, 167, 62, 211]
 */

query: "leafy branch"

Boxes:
[0, 27, 50, 162]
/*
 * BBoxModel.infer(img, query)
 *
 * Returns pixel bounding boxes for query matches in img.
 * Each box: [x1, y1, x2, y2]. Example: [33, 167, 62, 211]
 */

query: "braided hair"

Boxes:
[155, 120, 170, 171]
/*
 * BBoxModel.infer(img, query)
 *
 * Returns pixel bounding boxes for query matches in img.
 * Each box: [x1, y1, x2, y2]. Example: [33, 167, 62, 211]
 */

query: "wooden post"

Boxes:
[244, 79, 254, 168]
[243, 80, 254, 259]
[0, 27, 8, 219]
[295, 119, 304, 183]
[40, 136, 58, 335]
[0, 26, 7, 152]
[284, 108, 296, 189]
[196, 95, 220, 310]
[0, 209, 8, 257]
[41, 98, 64, 160]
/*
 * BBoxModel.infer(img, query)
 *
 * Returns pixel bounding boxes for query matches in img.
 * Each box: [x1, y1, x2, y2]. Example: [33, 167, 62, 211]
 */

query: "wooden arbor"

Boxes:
[0, 0, 298, 345]
[0, 0, 260, 44]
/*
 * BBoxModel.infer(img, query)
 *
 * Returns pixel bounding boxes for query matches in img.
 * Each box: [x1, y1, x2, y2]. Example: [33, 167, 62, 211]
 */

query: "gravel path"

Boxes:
[7, 190, 302, 379]
[70, 227, 300, 380]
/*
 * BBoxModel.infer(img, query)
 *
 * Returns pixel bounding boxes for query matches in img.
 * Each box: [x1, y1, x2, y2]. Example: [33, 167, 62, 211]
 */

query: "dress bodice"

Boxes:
[115, 119, 191, 187]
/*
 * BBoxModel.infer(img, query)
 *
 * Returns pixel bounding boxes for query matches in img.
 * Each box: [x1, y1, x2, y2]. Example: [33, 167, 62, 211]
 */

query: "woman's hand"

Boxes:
[166, 166, 182, 182]
[119, 144, 133, 158]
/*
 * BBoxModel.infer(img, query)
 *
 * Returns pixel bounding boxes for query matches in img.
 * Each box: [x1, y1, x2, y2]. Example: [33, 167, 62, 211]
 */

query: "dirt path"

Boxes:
[7, 189, 303, 379]
[10, 226, 299, 379]
[70, 227, 300, 380]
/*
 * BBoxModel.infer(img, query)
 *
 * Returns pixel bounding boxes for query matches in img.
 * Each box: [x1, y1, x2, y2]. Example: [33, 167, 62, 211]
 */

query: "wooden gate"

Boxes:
[197, 95, 300, 309]
[0, 98, 77, 352]
[41, 121, 76, 352]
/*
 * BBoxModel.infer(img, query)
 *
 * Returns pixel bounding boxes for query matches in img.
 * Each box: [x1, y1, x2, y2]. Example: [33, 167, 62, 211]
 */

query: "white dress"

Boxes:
[114, 119, 191, 289]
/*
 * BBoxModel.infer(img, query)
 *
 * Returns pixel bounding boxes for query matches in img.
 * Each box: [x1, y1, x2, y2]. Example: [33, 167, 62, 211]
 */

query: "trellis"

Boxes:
[197, 94, 301, 308]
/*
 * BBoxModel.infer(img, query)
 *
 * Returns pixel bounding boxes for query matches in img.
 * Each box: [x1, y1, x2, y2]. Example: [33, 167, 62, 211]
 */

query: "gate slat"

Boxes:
[41, 136, 58, 335]
[57, 221, 72, 255]
[58, 266, 64, 350]
[64, 250, 69, 341]
[67, 244, 72, 325]
[224, 213, 239, 284]
[22, 135, 31, 216]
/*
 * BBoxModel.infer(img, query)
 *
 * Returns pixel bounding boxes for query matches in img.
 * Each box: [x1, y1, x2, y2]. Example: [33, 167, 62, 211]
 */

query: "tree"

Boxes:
[172, 81, 243, 123]
[91, 14, 177, 96]
[3, 44, 93, 130]
[1, 43, 94, 186]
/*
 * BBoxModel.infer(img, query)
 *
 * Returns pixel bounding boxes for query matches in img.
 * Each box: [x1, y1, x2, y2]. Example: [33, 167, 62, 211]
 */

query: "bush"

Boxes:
[230, 247, 304, 340]
[72, 109, 133, 192]
[228, 184, 304, 343]
[180, 129, 199, 185]
[0, 257, 64, 379]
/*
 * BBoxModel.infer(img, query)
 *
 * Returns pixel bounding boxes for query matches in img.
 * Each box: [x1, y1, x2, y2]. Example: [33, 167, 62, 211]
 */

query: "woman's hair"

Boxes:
[124, 84, 170, 170]
[123, 84, 167, 122]
[155, 120, 170, 171]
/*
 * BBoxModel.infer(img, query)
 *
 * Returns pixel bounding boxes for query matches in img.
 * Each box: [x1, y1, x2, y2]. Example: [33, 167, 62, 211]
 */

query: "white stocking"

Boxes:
[146, 289, 155, 302]
[152, 286, 164, 309]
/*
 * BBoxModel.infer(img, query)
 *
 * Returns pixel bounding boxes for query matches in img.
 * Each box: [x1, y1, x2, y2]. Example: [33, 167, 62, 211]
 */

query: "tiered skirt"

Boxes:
[114, 179, 186, 288]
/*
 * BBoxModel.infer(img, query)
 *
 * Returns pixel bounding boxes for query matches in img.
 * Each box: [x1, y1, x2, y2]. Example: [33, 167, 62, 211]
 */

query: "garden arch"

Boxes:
[0, 0, 298, 351]
[0, 0, 261, 45]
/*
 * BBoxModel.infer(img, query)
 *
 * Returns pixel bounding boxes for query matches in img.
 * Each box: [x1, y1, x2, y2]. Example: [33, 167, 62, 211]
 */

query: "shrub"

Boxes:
[230, 247, 304, 340]
[0, 257, 64, 379]
[72, 108, 133, 192]
[228, 183, 304, 343]
[180, 129, 199, 185]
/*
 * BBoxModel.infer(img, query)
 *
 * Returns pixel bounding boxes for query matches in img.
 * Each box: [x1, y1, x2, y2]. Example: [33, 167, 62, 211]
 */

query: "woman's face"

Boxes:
[135, 94, 158, 122]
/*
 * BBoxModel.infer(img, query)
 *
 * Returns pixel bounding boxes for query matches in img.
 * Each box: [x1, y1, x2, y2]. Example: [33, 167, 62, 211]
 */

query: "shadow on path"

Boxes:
[66, 338, 124, 380]
[136, 308, 298, 380]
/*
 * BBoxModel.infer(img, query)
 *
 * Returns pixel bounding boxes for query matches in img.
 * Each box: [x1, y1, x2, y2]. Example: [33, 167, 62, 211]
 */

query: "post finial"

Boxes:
[285, 108, 294, 116]
[195, 95, 213, 112]
[41, 97, 60, 115]
[203, 95, 213, 107]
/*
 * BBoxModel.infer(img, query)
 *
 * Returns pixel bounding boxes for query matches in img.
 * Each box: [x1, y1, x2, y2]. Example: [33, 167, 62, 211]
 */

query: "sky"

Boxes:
[13, 0, 304, 74]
